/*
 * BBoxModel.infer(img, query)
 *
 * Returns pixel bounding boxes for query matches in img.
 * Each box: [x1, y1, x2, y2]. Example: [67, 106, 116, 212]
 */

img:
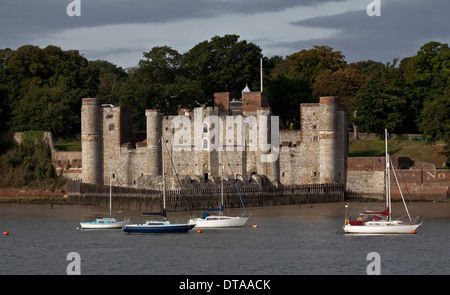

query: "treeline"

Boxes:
[0, 35, 448, 153]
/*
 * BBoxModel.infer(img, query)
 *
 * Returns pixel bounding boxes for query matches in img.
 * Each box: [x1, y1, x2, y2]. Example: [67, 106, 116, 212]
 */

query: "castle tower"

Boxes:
[81, 98, 103, 185]
[256, 108, 280, 186]
[146, 110, 162, 176]
[318, 96, 345, 183]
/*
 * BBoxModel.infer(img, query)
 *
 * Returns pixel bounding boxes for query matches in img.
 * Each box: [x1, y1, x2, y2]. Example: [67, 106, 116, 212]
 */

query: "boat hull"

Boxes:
[122, 222, 195, 234]
[80, 218, 127, 229]
[343, 220, 422, 234]
[188, 216, 249, 228]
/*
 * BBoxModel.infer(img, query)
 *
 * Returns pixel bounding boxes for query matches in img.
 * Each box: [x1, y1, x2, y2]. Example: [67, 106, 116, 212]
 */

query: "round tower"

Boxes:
[319, 96, 339, 183]
[81, 98, 103, 185]
[146, 110, 162, 175]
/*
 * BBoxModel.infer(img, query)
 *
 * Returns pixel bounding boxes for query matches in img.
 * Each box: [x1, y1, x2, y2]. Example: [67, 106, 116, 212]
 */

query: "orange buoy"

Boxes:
[411, 230, 417, 234]
[3, 232, 9, 235]
[253, 225, 258, 228]
[197, 229, 203, 233]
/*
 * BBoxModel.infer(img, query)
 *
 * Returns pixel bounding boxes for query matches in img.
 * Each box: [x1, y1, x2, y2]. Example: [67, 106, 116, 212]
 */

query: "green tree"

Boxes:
[420, 87, 450, 162]
[286, 45, 347, 84]
[404, 41, 450, 132]
[183, 34, 263, 101]
[119, 46, 203, 131]
[4, 45, 99, 135]
[0, 48, 13, 131]
[312, 67, 366, 111]
[351, 60, 407, 133]
[90, 60, 127, 106]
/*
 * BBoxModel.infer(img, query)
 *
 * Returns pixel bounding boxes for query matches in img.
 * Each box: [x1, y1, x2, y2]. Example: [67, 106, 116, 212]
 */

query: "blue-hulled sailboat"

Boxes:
[122, 137, 195, 234]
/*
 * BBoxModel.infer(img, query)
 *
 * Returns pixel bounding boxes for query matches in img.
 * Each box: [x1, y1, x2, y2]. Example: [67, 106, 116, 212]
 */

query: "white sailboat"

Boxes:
[122, 137, 195, 234]
[188, 149, 250, 228]
[80, 158, 128, 229]
[343, 129, 423, 234]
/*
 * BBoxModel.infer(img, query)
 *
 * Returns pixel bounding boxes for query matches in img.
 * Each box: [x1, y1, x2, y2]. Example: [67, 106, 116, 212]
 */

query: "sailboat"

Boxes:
[80, 158, 128, 229]
[187, 149, 250, 228]
[122, 137, 195, 234]
[343, 129, 423, 234]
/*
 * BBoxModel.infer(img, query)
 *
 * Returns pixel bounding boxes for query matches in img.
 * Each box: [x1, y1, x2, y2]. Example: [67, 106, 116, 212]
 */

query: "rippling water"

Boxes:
[0, 204, 449, 275]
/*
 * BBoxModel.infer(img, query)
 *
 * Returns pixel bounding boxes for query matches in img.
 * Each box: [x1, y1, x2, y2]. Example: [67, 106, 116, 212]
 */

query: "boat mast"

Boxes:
[220, 118, 224, 215]
[109, 157, 112, 216]
[161, 136, 166, 218]
[385, 129, 391, 221]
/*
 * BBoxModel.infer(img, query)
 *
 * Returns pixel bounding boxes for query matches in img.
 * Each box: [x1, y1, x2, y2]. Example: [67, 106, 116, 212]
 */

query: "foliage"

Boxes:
[0, 39, 449, 158]
[420, 87, 450, 161]
[351, 59, 408, 133]
[183, 35, 263, 100]
[1, 45, 99, 136]
[312, 67, 366, 126]
[0, 131, 65, 189]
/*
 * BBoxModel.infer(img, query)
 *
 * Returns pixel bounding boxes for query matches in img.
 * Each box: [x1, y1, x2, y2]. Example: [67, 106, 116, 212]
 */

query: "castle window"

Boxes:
[202, 138, 209, 150]
[313, 172, 318, 177]
[313, 125, 317, 130]
[203, 123, 208, 134]
[313, 136, 318, 142]
[109, 124, 115, 131]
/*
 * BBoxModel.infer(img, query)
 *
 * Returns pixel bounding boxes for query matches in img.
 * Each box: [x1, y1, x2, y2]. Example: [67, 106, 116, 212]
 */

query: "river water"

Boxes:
[0, 203, 449, 275]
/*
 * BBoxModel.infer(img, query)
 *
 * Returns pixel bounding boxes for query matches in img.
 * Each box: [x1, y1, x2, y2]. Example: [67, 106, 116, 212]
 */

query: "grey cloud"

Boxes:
[283, 0, 450, 62]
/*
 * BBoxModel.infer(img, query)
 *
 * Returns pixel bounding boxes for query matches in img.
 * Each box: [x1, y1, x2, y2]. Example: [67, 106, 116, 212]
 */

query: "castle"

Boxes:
[80, 89, 348, 191]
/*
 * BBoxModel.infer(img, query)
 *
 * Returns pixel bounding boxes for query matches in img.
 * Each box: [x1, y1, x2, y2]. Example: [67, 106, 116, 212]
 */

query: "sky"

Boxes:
[0, 0, 448, 69]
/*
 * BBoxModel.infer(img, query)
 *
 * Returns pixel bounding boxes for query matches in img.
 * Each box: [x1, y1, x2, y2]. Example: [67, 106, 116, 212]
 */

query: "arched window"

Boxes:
[203, 123, 208, 134]
[202, 138, 209, 150]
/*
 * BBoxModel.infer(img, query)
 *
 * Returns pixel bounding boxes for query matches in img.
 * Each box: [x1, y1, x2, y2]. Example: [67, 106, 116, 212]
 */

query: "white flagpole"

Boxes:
[260, 58, 263, 92]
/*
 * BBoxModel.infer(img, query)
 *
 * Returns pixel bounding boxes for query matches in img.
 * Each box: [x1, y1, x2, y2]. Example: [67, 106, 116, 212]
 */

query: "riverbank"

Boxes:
[0, 200, 449, 219]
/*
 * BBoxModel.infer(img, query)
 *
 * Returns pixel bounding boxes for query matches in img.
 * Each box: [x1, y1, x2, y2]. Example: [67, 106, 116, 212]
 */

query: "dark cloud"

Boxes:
[0, 0, 347, 50]
[1, 0, 448, 67]
[284, 0, 450, 62]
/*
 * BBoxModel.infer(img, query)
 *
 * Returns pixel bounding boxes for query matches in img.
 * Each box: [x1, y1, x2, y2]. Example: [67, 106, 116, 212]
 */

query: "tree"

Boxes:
[266, 72, 311, 129]
[312, 67, 366, 111]
[183, 34, 263, 101]
[90, 60, 127, 106]
[420, 87, 450, 163]
[0, 48, 13, 131]
[119, 46, 204, 131]
[351, 60, 407, 133]
[4, 45, 99, 135]
[286, 45, 347, 84]
[404, 41, 450, 132]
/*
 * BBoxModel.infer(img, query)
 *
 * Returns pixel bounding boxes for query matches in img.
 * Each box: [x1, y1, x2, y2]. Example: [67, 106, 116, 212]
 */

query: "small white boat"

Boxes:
[80, 217, 128, 229]
[188, 148, 251, 228]
[343, 129, 423, 234]
[80, 158, 129, 230]
[188, 214, 249, 228]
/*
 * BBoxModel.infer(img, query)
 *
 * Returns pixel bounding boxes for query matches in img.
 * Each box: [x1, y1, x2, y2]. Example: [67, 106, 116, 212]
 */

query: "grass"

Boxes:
[54, 141, 81, 151]
[349, 139, 448, 168]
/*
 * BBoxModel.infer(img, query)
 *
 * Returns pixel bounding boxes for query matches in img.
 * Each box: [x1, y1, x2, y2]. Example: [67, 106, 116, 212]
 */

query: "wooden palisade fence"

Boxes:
[67, 181, 363, 212]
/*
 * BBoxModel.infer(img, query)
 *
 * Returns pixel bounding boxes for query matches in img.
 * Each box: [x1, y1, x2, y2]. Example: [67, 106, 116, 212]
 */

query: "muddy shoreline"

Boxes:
[0, 199, 448, 219]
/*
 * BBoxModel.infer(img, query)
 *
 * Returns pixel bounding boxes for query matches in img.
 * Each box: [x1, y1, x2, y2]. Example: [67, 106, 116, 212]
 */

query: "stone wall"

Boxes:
[346, 157, 450, 200]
